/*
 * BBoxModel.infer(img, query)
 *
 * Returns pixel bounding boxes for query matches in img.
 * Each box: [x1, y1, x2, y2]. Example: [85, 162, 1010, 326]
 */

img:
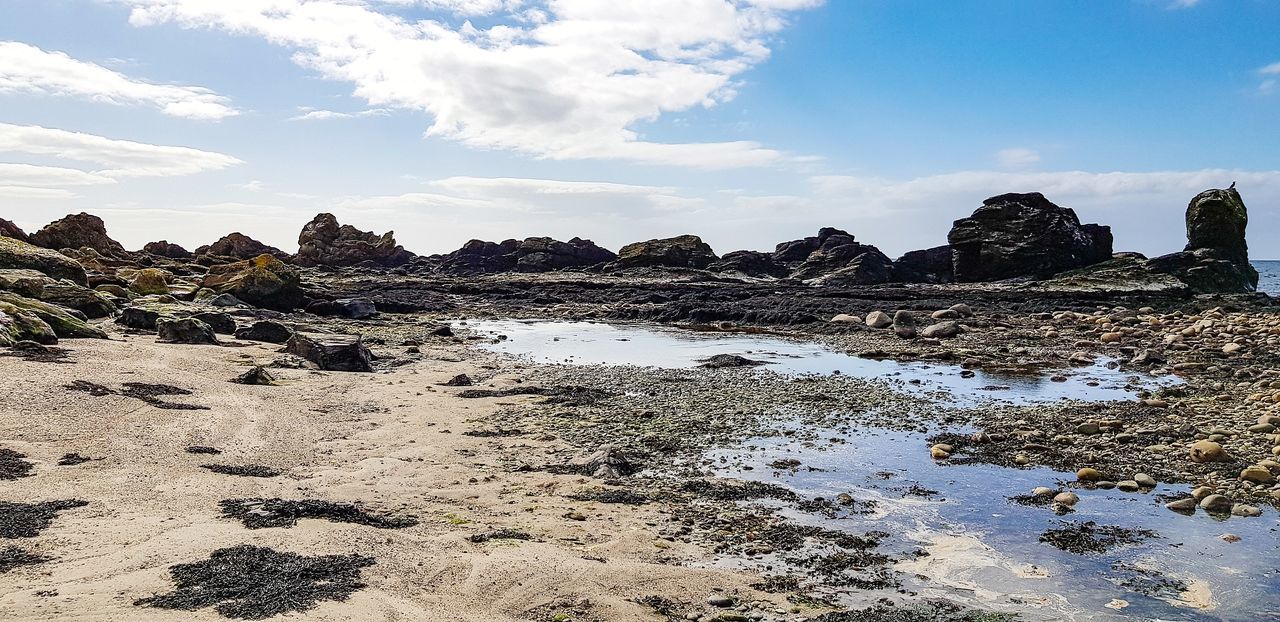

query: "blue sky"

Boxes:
[1, 0, 1277, 258]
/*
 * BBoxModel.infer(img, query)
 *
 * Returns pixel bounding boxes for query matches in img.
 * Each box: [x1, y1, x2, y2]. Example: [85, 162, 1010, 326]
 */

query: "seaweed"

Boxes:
[0, 500, 89, 538]
[1039, 521, 1158, 555]
[219, 499, 417, 530]
[202, 464, 282, 478]
[0, 448, 34, 480]
[0, 546, 50, 573]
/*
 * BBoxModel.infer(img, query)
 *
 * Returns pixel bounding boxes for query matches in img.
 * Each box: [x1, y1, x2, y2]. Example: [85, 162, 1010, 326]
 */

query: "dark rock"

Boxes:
[0, 218, 28, 242]
[778, 228, 894, 284]
[192, 312, 236, 335]
[142, 240, 193, 259]
[195, 233, 288, 261]
[805, 251, 895, 286]
[698, 354, 766, 368]
[437, 239, 520, 274]
[306, 298, 378, 319]
[284, 333, 372, 372]
[708, 251, 788, 277]
[572, 446, 635, 479]
[295, 213, 414, 268]
[29, 213, 129, 258]
[231, 367, 276, 385]
[1143, 186, 1259, 293]
[200, 255, 303, 311]
[607, 235, 717, 270]
[948, 193, 1113, 282]
[892, 245, 954, 283]
[234, 320, 294, 344]
[156, 318, 220, 345]
[892, 310, 917, 339]
[116, 307, 165, 330]
[514, 237, 615, 272]
[442, 374, 473, 386]
[0, 236, 88, 285]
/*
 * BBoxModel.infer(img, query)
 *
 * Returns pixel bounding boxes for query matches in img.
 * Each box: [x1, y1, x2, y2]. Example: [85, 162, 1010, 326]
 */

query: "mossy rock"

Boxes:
[201, 254, 303, 311]
[0, 292, 106, 339]
[130, 268, 172, 296]
[0, 302, 58, 346]
[0, 237, 88, 286]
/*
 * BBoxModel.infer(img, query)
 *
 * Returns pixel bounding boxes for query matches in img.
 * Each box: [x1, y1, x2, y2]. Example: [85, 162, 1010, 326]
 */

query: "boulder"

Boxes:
[0, 269, 50, 298]
[514, 237, 615, 272]
[231, 366, 276, 385]
[36, 282, 117, 319]
[892, 245, 954, 283]
[892, 310, 917, 339]
[192, 311, 236, 335]
[0, 301, 57, 346]
[0, 236, 88, 285]
[0, 292, 106, 338]
[129, 268, 171, 295]
[0, 218, 28, 242]
[948, 193, 1113, 282]
[707, 251, 788, 277]
[29, 213, 129, 258]
[116, 306, 166, 330]
[196, 233, 288, 261]
[284, 332, 373, 372]
[306, 298, 378, 320]
[142, 240, 193, 259]
[865, 311, 893, 328]
[156, 317, 220, 345]
[921, 321, 961, 339]
[608, 235, 717, 270]
[295, 213, 415, 268]
[200, 255, 303, 311]
[234, 320, 294, 344]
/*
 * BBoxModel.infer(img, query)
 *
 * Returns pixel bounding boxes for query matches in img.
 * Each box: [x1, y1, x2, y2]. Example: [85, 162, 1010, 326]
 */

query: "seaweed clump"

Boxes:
[134, 545, 375, 620]
[202, 464, 282, 478]
[219, 499, 417, 530]
[66, 381, 208, 410]
[0, 546, 50, 573]
[1039, 521, 1158, 555]
[0, 448, 34, 480]
[0, 500, 89, 538]
[813, 602, 1016, 621]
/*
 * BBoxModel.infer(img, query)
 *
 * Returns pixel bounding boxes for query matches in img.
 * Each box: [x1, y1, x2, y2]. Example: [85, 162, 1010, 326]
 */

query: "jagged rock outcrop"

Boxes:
[1143, 186, 1258, 293]
[436, 237, 614, 274]
[29, 213, 129, 258]
[0, 236, 89, 285]
[607, 235, 717, 271]
[295, 213, 414, 268]
[948, 193, 1113, 282]
[142, 240, 193, 259]
[893, 245, 954, 284]
[781, 229, 894, 284]
[708, 251, 788, 277]
[514, 237, 615, 272]
[196, 233, 288, 261]
[200, 255, 303, 311]
[0, 218, 28, 242]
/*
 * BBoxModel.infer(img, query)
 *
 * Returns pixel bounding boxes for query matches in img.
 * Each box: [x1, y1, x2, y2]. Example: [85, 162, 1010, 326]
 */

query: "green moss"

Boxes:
[0, 292, 106, 339]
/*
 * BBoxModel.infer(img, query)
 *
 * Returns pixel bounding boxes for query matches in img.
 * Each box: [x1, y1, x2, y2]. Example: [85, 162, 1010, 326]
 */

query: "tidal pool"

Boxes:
[461, 319, 1273, 620]
[461, 319, 1173, 405]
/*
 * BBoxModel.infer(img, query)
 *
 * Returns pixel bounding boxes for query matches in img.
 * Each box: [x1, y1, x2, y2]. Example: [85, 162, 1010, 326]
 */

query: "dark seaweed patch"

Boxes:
[0, 448, 34, 480]
[456, 385, 611, 406]
[1039, 521, 1158, 555]
[219, 499, 417, 530]
[462, 427, 525, 438]
[0, 500, 88, 538]
[134, 545, 375, 620]
[813, 603, 1016, 622]
[202, 464, 282, 478]
[0, 546, 50, 573]
[2, 342, 72, 363]
[67, 381, 208, 410]
[57, 453, 95, 466]
[567, 488, 650, 505]
[185, 445, 222, 455]
[468, 528, 532, 543]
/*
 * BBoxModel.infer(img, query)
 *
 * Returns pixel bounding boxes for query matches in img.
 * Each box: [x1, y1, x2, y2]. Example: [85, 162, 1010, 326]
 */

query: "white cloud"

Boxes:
[0, 40, 238, 120]
[0, 123, 243, 178]
[1261, 62, 1280, 76]
[289, 107, 391, 121]
[0, 186, 78, 200]
[1168, 0, 1200, 8]
[0, 163, 117, 187]
[1259, 62, 1280, 94]
[119, 0, 818, 167]
[995, 147, 1041, 169]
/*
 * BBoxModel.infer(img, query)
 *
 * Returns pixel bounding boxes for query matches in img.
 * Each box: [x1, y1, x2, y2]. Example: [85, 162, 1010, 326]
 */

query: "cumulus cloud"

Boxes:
[0, 40, 238, 120]
[0, 123, 243, 178]
[118, 0, 818, 167]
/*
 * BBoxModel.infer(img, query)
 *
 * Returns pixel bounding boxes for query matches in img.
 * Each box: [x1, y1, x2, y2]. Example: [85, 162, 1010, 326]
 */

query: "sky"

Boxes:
[1, 0, 1278, 259]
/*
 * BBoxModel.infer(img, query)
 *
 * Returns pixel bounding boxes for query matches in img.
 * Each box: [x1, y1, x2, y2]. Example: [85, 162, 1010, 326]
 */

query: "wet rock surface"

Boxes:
[948, 193, 1113, 282]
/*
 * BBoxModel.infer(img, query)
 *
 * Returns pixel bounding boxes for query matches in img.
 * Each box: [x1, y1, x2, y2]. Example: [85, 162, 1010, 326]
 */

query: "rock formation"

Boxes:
[436, 237, 614, 274]
[1146, 186, 1258, 292]
[892, 245, 954, 284]
[196, 233, 288, 261]
[295, 213, 414, 268]
[708, 251, 788, 277]
[776, 228, 894, 284]
[948, 193, 1112, 282]
[142, 240, 193, 259]
[29, 213, 129, 258]
[0, 236, 89, 285]
[200, 255, 304, 311]
[0, 218, 28, 242]
[607, 235, 717, 271]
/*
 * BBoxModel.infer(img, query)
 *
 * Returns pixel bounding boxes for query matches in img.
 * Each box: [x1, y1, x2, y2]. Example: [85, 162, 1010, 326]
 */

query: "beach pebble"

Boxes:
[1240, 465, 1275, 484]
[1076, 467, 1103, 482]
[864, 311, 892, 328]
[1199, 494, 1232, 512]
[1053, 492, 1079, 506]
[1116, 480, 1140, 492]
[1135, 473, 1157, 488]
[1166, 498, 1197, 513]
[1231, 504, 1262, 517]
[1189, 440, 1229, 463]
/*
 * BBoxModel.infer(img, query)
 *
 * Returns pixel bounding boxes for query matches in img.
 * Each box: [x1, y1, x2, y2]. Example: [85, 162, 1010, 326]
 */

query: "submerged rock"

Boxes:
[285, 333, 372, 372]
[948, 193, 1112, 282]
[295, 213, 414, 268]
[29, 213, 129, 258]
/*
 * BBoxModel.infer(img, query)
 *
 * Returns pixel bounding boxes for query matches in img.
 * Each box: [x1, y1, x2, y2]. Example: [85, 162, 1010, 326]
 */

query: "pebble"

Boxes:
[1032, 486, 1056, 497]
[1116, 480, 1140, 492]
[1166, 498, 1197, 513]
[1053, 492, 1080, 506]
[864, 311, 893, 329]
[1189, 440, 1229, 463]
[1134, 473, 1157, 488]
[1240, 465, 1275, 484]
[1199, 494, 1232, 512]
[1076, 467, 1103, 482]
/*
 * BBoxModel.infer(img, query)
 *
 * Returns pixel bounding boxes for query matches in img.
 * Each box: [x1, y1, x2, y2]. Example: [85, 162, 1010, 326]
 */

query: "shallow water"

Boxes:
[463, 319, 1173, 405]
[1254, 260, 1280, 297]
[463, 319, 1276, 620]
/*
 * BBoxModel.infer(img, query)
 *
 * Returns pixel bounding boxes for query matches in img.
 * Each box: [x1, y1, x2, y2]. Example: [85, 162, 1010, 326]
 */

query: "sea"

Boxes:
[1256, 260, 1280, 296]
